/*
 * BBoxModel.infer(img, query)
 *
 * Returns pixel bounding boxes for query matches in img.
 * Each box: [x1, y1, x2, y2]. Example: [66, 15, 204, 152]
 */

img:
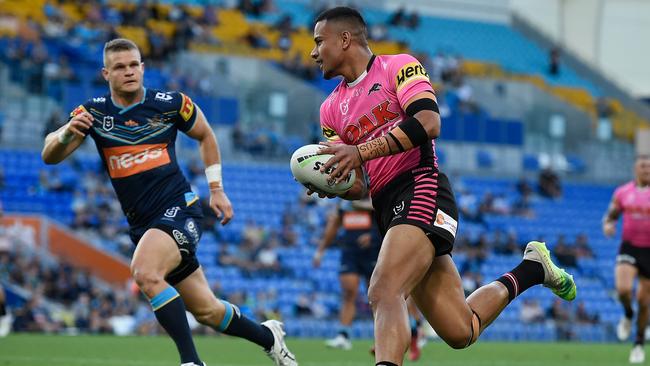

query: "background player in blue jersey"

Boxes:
[312, 198, 380, 350]
[41, 38, 297, 366]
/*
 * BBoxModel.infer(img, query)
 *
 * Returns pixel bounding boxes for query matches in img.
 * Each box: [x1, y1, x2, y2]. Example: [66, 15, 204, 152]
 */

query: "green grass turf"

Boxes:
[0, 334, 638, 366]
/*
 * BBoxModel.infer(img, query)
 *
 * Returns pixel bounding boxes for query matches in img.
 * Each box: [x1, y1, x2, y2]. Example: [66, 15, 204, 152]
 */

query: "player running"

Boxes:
[603, 154, 650, 364]
[313, 198, 380, 350]
[42, 38, 297, 366]
[308, 7, 576, 366]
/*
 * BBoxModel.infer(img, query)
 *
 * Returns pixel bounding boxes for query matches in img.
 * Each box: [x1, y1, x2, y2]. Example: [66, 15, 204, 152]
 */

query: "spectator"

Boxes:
[574, 233, 594, 258]
[539, 167, 562, 199]
[576, 301, 599, 324]
[554, 235, 577, 268]
[520, 299, 545, 323]
[547, 298, 574, 340]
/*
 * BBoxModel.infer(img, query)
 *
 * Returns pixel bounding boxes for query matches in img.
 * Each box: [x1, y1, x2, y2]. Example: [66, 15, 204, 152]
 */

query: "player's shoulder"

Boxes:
[321, 82, 345, 110]
[70, 93, 109, 117]
[148, 88, 184, 104]
[615, 181, 636, 195]
[379, 53, 422, 68]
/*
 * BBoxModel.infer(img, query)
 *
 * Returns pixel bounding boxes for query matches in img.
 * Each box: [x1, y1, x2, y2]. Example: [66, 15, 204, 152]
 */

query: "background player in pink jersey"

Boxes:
[309, 7, 576, 366]
[603, 154, 650, 363]
[41, 38, 296, 366]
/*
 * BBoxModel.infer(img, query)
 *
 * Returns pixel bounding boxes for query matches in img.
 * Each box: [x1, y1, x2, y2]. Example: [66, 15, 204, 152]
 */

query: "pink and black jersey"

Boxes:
[614, 181, 650, 247]
[319, 54, 438, 196]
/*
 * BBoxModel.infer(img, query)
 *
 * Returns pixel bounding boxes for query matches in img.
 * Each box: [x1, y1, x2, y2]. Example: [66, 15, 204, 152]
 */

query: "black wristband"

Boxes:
[398, 116, 429, 147]
[387, 132, 405, 152]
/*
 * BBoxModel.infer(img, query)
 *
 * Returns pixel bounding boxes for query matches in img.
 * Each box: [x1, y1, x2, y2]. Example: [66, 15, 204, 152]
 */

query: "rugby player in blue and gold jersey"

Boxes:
[42, 38, 297, 366]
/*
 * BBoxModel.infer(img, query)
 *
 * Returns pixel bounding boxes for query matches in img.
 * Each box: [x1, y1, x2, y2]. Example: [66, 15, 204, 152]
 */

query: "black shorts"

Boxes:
[372, 168, 458, 257]
[340, 245, 380, 282]
[617, 241, 650, 278]
[130, 202, 204, 285]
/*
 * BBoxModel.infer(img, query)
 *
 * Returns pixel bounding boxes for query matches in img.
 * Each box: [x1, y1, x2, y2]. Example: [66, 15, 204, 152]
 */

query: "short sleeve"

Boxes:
[388, 54, 435, 109]
[613, 186, 625, 210]
[173, 92, 198, 133]
[320, 101, 342, 144]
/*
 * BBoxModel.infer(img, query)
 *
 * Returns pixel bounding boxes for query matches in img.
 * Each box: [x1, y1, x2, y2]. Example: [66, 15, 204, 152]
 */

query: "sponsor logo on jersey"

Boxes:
[155, 92, 173, 102]
[342, 211, 372, 230]
[103, 143, 171, 178]
[344, 100, 400, 142]
[185, 219, 199, 243]
[179, 93, 195, 122]
[124, 119, 139, 127]
[93, 97, 106, 103]
[434, 209, 457, 237]
[70, 105, 87, 118]
[172, 229, 189, 246]
[395, 62, 429, 92]
[321, 126, 339, 141]
[102, 116, 114, 131]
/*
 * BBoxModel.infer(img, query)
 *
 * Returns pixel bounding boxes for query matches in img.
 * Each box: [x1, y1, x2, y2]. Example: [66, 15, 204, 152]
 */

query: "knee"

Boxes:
[441, 324, 473, 349]
[131, 266, 165, 297]
[367, 281, 400, 310]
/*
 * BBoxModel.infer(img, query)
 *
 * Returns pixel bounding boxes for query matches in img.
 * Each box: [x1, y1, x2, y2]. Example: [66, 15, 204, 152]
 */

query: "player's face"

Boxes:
[311, 20, 344, 80]
[102, 49, 144, 94]
[636, 156, 650, 185]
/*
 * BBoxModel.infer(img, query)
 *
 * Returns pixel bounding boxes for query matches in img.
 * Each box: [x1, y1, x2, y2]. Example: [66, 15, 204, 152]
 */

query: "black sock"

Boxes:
[376, 362, 399, 366]
[219, 300, 274, 351]
[150, 287, 201, 365]
[0, 303, 6, 317]
[623, 304, 635, 319]
[636, 332, 645, 346]
[496, 260, 545, 302]
[339, 330, 349, 339]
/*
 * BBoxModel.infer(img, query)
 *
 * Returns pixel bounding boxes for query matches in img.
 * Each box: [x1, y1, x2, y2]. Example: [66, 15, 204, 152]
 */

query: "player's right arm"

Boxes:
[42, 109, 93, 164]
[313, 206, 342, 267]
[602, 191, 622, 237]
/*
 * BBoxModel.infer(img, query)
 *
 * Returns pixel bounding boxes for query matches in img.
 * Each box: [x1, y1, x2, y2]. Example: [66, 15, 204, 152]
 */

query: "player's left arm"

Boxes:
[185, 106, 233, 225]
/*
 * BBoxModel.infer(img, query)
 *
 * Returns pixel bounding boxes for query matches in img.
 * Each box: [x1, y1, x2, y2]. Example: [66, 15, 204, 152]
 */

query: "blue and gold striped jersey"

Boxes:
[69, 88, 201, 227]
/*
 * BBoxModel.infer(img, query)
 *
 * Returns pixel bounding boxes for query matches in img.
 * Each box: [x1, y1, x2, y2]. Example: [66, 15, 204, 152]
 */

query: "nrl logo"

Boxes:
[393, 200, 405, 215]
[102, 116, 114, 131]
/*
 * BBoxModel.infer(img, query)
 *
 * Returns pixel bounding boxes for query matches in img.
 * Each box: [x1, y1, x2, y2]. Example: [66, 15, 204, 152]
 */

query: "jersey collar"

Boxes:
[112, 87, 147, 114]
[346, 55, 376, 88]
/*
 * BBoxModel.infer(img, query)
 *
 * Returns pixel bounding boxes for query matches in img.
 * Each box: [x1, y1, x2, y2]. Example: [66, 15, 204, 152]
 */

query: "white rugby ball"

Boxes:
[290, 144, 356, 195]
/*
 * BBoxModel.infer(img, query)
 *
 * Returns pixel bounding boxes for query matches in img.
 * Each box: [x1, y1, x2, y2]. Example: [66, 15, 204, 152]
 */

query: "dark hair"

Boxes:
[315, 6, 368, 42]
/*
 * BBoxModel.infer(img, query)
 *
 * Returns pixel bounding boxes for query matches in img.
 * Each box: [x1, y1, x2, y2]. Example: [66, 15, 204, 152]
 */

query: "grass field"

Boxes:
[0, 334, 639, 366]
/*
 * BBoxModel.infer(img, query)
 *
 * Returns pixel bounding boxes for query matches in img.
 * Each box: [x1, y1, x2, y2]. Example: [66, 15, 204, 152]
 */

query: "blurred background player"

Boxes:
[313, 198, 380, 351]
[41, 38, 296, 366]
[0, 285, 10, 337]
[310, 7, 576, 366]
[313, 197, 424, 359]
[603, 154, 650, 364]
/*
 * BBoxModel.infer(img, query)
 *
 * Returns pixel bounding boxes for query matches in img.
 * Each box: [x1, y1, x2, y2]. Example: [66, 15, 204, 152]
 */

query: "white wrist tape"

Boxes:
[58, 131, 74, 145]
[205, 164, 223, 187]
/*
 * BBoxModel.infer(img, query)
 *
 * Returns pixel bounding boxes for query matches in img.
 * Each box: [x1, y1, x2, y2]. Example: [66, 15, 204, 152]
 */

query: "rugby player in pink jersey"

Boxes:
[308, 7, 576, 365]
[603, 154, 650, 363]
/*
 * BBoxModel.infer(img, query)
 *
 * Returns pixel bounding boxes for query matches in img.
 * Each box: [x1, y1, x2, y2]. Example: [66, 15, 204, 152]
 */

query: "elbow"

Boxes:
[426, 116, 441, 139]
[41, 151, 59, 165]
